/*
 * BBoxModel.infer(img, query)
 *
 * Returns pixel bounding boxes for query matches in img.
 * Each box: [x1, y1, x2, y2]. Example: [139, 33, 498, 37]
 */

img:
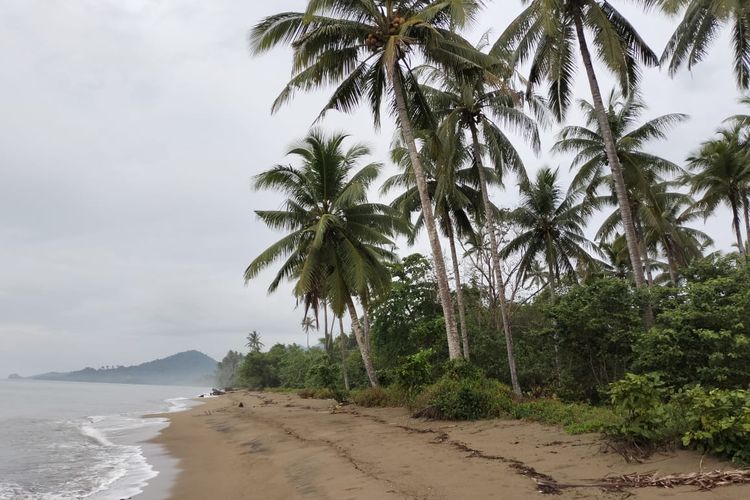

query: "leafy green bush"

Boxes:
[440, 358, 486, 381]
[414, 363, 513, 420]
[606, 373, 682, 445]
[305, 358, 340, 390]
[509, 399, 616, 434]
[677, 386, 750, 464]
[634, 256, 750, 389]
[351, 386, 409, 407]
[394, 348, 436, 392]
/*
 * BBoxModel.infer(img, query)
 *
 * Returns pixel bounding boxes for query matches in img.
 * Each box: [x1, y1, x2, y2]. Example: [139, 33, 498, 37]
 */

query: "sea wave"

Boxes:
[1, 392, 203, 500]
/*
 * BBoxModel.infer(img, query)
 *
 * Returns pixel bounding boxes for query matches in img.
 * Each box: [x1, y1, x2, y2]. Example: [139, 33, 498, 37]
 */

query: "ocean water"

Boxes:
[0, 379, 207, 500]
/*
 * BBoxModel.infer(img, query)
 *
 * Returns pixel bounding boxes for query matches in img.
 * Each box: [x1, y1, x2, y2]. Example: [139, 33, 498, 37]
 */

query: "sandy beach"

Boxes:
[150, 392, 750, 499]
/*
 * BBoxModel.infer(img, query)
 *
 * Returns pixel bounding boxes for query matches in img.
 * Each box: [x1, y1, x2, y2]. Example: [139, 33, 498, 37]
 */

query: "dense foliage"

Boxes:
[241, 0, 750, 468]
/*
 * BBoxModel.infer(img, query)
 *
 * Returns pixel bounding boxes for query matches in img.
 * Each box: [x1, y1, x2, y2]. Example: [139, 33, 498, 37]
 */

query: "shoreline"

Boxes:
[137, 396, 209, 500]
[148, 391, 750, 500]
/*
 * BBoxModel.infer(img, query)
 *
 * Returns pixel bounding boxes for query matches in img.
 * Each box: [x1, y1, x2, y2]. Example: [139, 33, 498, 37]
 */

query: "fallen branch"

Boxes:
[534, 469, 750, 494]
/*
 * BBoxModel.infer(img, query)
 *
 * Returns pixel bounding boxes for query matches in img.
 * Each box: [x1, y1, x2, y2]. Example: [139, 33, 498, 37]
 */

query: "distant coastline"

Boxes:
[12, 350, 218, 387]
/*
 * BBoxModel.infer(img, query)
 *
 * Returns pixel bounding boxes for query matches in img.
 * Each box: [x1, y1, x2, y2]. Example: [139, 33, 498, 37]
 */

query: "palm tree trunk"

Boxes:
[665, 239, 679, 286]
[573, 16, 647, 288]
[634, 218, 654, 285]
[345, 295, 379, 387]
[362, 301, 371, 347]
[338, 316, 350, 391]
[470, 124, 521, 395]
[389, 65, 462, 359]
[744, 197, 750, 254]
[732, 202, 745, 254]
[446, 218, 470, 359]
[545, 237, 561, 387]
[323, 304, 331, 355]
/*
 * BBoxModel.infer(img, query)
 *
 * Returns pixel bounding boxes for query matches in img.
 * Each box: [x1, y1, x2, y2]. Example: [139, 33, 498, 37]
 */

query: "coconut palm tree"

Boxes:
[246, 331, 264, 353]
[415, 57, 540, 394]
[659, 0, 750, 89]
[598, 182, 712, 284]
[553, 92, 687, 200]
[500, 167, 598, 302]
[383, 133, 484, 359]
[638, 185, 712, 283]
[250, 0, 491, 359]
[244, 130, 407, 387]
[497, 0, 658, 288]
[686, 126, 750, 255]
[301, 316, 316, 349]
[552, 92, 688, 280]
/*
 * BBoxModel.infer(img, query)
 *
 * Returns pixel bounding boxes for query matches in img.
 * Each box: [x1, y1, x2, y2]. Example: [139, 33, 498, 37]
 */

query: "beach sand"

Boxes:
[150, 391, 750, 499]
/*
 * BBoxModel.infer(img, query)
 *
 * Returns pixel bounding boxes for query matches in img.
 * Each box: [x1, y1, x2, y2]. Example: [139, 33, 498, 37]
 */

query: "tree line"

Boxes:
[241, 0, 750, 399]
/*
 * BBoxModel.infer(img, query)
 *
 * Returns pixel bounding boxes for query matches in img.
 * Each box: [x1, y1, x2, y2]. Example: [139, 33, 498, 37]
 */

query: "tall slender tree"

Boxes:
[384, 134, 483, 358]
[416, 58, 540, 394]
[250, 0, 491, 359]
[244, 131, 407, 386]
[498, 0, 659, 288]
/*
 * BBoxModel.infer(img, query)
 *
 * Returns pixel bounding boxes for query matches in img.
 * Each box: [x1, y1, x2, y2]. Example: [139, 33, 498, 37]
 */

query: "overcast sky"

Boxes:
[0, 0, 743, 376]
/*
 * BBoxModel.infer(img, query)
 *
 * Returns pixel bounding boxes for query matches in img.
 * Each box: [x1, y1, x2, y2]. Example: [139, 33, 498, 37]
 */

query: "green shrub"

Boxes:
[509, 399, 616, 434]
[394, 348, 436, 392]
[634, 257, 750, 389]
[351, 386, 409, 407]
[440, 358, 485, 381]
[414, 365, 513, 420]
[606, 373, 682, 445]
[305, 359, 340, 390]
[677, 386, 750, 464]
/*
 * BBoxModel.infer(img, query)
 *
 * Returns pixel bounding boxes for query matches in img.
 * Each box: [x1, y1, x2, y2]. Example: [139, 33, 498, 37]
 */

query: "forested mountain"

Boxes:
[30, 350, 217, 386]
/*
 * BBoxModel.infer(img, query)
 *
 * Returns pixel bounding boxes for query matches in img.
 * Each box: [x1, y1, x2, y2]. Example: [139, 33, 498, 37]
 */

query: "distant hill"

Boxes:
[30, 350, 217, 386]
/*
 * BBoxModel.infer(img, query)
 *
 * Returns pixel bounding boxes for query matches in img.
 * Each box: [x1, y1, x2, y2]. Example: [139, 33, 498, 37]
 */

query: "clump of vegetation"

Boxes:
[606, 373, 683, 447]
[412, 361, 513, 420]
[605, 374, 750, 464]
[678, 387, 750, 464]
[350, 386, 409, 408]
[509, 399, 617, 434]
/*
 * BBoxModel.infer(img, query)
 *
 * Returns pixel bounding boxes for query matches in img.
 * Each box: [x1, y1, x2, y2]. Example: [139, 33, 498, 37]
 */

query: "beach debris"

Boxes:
[238, 402, 244, 408]
[210, 388, 226, 396]
[604, 469, 750, 490]
[533, 469, 750, 494]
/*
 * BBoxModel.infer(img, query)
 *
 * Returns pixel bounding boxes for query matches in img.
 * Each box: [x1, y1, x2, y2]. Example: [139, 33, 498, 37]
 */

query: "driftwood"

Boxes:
[534, 469, 750, 494]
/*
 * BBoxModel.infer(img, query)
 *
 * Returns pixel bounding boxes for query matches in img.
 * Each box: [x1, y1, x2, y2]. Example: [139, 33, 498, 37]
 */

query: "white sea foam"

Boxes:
[0, 383, 207, 500]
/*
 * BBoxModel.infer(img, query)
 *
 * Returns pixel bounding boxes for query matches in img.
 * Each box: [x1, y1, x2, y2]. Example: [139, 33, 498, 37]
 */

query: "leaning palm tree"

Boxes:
[658, 0, 750, 89]
[245, 130, 407, 387]
[686, 126, 750, 254]
[250, 0, 490, 359]
[497, 0, 658, 288]
[501, 167, 598, 302]
[416, 57, 540, 395]
[383, 133, 483, 359]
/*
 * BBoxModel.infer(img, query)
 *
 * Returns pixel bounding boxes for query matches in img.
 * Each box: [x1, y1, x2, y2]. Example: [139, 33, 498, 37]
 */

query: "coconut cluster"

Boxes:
[389, 16, 406, 35]
[365, 16, 406, 51]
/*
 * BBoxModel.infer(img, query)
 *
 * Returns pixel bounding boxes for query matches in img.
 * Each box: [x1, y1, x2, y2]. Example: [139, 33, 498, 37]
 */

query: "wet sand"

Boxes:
[150, 391, 750, 499]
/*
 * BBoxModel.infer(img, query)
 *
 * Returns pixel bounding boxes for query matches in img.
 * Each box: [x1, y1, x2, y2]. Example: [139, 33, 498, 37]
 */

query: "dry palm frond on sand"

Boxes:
[535, 469, 750, 494]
